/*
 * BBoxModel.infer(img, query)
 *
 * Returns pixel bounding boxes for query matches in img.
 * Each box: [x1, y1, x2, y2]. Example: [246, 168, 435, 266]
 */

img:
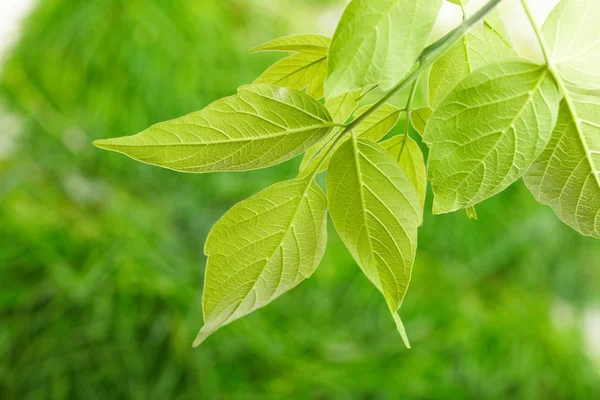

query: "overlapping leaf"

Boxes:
[543, 0, 600, 92]
[326, 0, 443, 97]
[299, 103, 401, 175]
[410, 107, 432, 137]
[194, 178, 328, 345]
[251, 34, 331, 98]
[380, 135, 427, 207]
[424, 61, 560, 214]
[93, 84, 334, 173]
[428, 11, 515, 109]
[327, 137, 422, 347]
[524, 94, 600, 238]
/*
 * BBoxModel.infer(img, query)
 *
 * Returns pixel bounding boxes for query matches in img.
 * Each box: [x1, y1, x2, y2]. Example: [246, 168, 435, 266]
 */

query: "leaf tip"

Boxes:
[192, 326, 215, 348]
[392, 312, 411, 349]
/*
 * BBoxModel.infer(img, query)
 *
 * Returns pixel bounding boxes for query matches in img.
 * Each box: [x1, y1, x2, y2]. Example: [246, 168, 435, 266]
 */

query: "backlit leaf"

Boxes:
[380, 135, 427, 208]
[326, 0, 443, 97]
[327, 137, 422, 347]
[299, 103, 401, 175]
[249, 34, 330, 54]
[93, 84, 334, 173]
[524, 94, 600, 239]
[428, 12, 515, 109]
[194, 178, 328, 345]
[424, 61, 560, 214]
[410, 107, 432, 137]
[543, 0, 600, 91]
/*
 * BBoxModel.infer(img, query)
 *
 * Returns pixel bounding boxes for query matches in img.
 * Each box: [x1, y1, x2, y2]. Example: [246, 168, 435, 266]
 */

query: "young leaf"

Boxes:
[428, 11, 515, 109]
[327, 137, 422, 347]
[524, 94, 600, 239]
[324, 89, 364, 124]
[249, 34, 330, 54]
[410, 107, 432, 137]
[299, 103, 402, 175]
[326, 0, 443, 97]
[379, 135, 427, 208]
[194, 178, 328, 346]
[251, 34, 331, 98]
[93, 84, 334, 173]
[424, 61, 560, 214]
[543, 0, 600, 91]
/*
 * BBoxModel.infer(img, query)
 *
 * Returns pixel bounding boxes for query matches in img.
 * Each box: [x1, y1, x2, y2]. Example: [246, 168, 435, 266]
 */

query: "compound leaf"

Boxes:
[424, 61, 560, 214]
[327, 137, 422, 347]
[380, 135, 427, 208]
[543, 0, 600, 92]
[429, 11, 515, 109]
[94, 84, 334, 173]
[251, 34, 331, 98]
[326, 0, 443, 97]
[524, 94, 600, 239]
[195, 178, 328, 345]
[299, 103, 401, 175]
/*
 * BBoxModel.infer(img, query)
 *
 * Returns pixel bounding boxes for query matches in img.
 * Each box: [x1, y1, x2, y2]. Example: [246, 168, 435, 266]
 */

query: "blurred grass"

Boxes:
[0, 0, 599, 399]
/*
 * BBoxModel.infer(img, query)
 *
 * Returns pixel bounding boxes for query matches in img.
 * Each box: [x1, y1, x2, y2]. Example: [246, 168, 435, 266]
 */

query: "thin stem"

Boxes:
[519, 0, 552, 65]
[398, 78, 420, 161]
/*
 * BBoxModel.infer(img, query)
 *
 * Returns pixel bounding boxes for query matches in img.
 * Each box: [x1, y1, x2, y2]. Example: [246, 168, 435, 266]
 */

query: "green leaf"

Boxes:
[326, 0, 443, 97]
[93, 84, 334, 173]
[465, 206, 478, 220]
[299, 103, 401, 176]
[410, 107, 432, 136]
[327, 136, 422, 347]
[251, 34, 331, 98]
[424, 61, 560, 214]
[447, 0, 469, 5]
[194, 178, 328, 346]
[524, 94, 600, 239]
[379, 135, 427, 208]
[249, 34, 330, 54]
[325, 89, 364, 124]
[428, 11, 515, 109]
[543, 0, 600, 91]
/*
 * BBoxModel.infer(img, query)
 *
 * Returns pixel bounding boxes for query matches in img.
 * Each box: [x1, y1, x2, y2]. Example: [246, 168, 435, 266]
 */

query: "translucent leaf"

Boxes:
[428, 12, 515, 109]
[251, 34, 331, 98]
[324, 89, 364, 124]
[93, 84, 334, 173]
[326, 0, 443, 97]
[410, 107, 432, 137]
[249, 34, 330, 55]
[543, 0, 600, 91]
[327, 137, 422, 347]
[524, 94, 600, 239]
[447, 0, 469, 5]
[299, 103, 401, 176]
[194, 178, 328, 345]
[424, 61, 560, 214]
[379, 135, 427, 208]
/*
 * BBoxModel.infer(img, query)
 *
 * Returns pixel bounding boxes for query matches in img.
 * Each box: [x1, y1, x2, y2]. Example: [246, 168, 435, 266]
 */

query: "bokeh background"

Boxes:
[1, 0, 599, 399]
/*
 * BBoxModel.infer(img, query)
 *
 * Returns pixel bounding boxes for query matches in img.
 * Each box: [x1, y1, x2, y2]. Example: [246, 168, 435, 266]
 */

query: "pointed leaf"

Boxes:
[410, 107, 432, 137]
[249, 34, 330, 55]
[325, 89, 364, 124]
[380, 135, 427, 208]
[299, 103, 401, 176]
[429, 12, 515, 109]
[524, 94, 600, 239]
[326, 0, 443, 97]
[327, 137, 422, 347]
[424, 61, 560, 214]
[93, 84, 334, 173]
[543, 0, 600, 91]
[195, 178, 328, 345]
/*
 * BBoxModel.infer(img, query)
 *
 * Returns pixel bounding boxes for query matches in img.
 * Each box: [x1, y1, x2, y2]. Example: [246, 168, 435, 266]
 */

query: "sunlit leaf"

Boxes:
[379, 135, 427, 208]
[326, 0, 443, 97]
[524, 94, 600, 239]
[299, 103, 401, 175]
[327, 137, 422, 347]
[428, 11, 515, 109]
[93, 84, 334, 173]
[424, 61, 560, 214]
[251, 34, 331, 98]
[410, 107, 432, 137]
[543, 0, 600, 91]
[194, 178, 328, 345]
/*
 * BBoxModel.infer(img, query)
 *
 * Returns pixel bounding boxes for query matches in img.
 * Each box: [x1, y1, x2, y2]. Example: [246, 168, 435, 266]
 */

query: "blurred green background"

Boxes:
[1, 0, 599, 399]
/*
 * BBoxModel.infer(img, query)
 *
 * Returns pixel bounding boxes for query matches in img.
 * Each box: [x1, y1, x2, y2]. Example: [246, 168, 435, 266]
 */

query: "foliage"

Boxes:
[93, 0, 600, 346]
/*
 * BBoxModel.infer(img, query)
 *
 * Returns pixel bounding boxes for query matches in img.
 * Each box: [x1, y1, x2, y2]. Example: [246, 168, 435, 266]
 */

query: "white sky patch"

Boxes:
[0, 0, 36, 62]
